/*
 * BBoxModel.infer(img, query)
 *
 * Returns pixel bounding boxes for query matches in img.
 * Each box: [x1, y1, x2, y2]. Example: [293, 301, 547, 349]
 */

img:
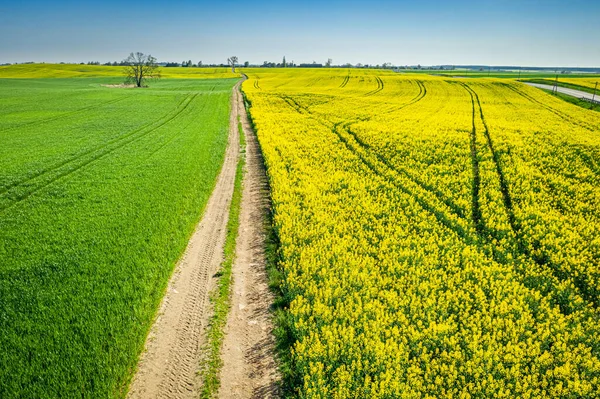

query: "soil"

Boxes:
[218, 78, 281, 398]
[126, 78, 279, 399]
[127, 81, 241, 399]
[101, 84, 137, 88]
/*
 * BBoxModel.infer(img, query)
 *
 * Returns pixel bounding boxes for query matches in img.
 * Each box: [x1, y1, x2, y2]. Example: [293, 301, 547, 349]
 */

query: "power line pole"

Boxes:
[592, 82, 598, 108]
[553, 74, 558, 95]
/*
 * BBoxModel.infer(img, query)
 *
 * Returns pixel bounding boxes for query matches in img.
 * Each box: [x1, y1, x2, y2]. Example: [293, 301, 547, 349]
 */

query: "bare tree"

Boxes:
[326, 58, 333, 68]
[227, 56, 238, 73]
[123, 52, 160, 87]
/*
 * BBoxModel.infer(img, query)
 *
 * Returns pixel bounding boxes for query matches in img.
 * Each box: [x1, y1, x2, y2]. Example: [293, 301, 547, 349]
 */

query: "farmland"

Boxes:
[243, 69, 600, 397]
[2, 62, 600, 398]
[0, 74, 238, 397]
[0, 63, 237, 79]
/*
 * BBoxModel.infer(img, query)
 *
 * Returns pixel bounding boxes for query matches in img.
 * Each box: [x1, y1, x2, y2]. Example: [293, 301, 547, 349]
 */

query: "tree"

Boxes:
[244, 61, 249, 67]
[283, 56, 287, 68]
[326, 58, 332, 68]
[197, 61, 203, 67]
[123, 52, 160, 87]
[227, 56, 238, 73]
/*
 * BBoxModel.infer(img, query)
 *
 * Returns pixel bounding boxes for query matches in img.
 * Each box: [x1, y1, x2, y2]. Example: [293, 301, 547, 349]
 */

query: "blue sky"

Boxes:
[1, 0, 599, 66]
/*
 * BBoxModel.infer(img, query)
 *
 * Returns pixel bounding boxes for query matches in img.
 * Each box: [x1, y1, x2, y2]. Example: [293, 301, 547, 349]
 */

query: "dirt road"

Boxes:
[218, 80, 281, 398]
[127, 81, 242, 399]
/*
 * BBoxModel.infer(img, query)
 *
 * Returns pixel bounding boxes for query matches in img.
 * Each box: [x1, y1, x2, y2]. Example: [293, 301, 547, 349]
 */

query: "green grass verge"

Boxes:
[539, 88, 600, 112]
[524, 78, 600, 95]
[0, 63, 239, 79]
[0, 77, 239, 398]
[405, 70, 600, 79]
[198, 118, 246, 398]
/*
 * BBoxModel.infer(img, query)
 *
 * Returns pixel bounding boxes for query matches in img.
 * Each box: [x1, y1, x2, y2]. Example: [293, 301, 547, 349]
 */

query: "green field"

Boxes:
[0, 77, 238, 397]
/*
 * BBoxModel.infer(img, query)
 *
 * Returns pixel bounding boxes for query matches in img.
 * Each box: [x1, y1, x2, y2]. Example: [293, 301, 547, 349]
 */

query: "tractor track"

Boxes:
[459, 83, 485, 233]
[507, 84, 596, 132]
[459, 82, 600, 310]
[127, 81, 242, 399]
[384, 80, 427, 114]
[330, 122, 475, 242]
[0, 95, 129, 134]
[280, 86, 468, 223]
[364, 76, 384, 96]
[279, 79, 600, 315]
[343, 125, 467, 219]
[460, 84, 520, 237]
[339, 74, 350, 88]
[0, 93, 199, 214]
[278, 92, 477, 242]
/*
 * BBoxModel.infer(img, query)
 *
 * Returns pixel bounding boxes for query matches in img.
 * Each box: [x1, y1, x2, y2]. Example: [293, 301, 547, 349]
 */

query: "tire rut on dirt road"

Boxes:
[218, 79, 281, 399]
[127, 81, 241, 399]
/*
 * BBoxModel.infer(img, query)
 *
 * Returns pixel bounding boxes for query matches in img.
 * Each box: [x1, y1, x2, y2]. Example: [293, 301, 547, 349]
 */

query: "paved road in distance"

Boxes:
[524, 82, 600, 104]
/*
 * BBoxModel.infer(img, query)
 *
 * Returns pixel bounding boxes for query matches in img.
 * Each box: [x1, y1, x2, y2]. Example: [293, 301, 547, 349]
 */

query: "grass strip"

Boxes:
[198, 117, 246, 398]
[524, 78, 600, 95]
[539, 88, 600, 112]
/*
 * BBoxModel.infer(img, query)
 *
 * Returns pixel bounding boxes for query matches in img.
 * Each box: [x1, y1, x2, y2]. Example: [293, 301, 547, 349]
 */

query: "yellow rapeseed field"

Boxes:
[0, 63, 238, 79]
[242, 68, 600, 397]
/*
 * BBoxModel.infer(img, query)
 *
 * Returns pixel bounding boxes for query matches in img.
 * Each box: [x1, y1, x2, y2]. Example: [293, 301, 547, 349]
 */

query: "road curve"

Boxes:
[523, 82, 600, 103]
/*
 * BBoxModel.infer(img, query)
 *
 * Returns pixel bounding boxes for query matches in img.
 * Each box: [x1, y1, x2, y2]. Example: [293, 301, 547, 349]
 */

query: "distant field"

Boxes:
[404, 69, 600, 79]
[0, 76, 237, 397]
[243, 69, 600, 397]
[0, 63, 238, 79]
[524, 77, 600, 95]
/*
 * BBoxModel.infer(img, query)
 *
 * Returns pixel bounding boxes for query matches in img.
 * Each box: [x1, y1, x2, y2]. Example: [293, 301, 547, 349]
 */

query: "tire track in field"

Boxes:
[461, 83, 600, 310]
[0, 94, 198, 214]
[0, 95, 129, 134]
[364, 76, 384, 96]
[459, 84, 485, 233]
[462, 84, 519, 236]
[0, 93, 195, 197]
[142, 101, 210, 162]
[127, 81, 241, 399]
[278, 91, 477, 242]
[572, 145, 600, 176]
[506, 84, 597, 132]
[384, 80, 427, 114]
[283, 79, 600, 314]
[343, 125, 467, 219]
[339, 74, 350, 88]
[331, 122, 476, 242]
[280, 85, 469, 223]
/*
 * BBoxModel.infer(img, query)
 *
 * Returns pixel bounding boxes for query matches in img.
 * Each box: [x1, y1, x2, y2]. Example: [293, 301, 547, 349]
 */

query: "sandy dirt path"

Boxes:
[218, 79, 281, 398]
[127, 81, 242, 399]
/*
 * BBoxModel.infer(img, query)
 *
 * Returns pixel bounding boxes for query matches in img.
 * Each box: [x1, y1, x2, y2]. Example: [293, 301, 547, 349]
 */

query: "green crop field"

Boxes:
[0, 76, 238, 397]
